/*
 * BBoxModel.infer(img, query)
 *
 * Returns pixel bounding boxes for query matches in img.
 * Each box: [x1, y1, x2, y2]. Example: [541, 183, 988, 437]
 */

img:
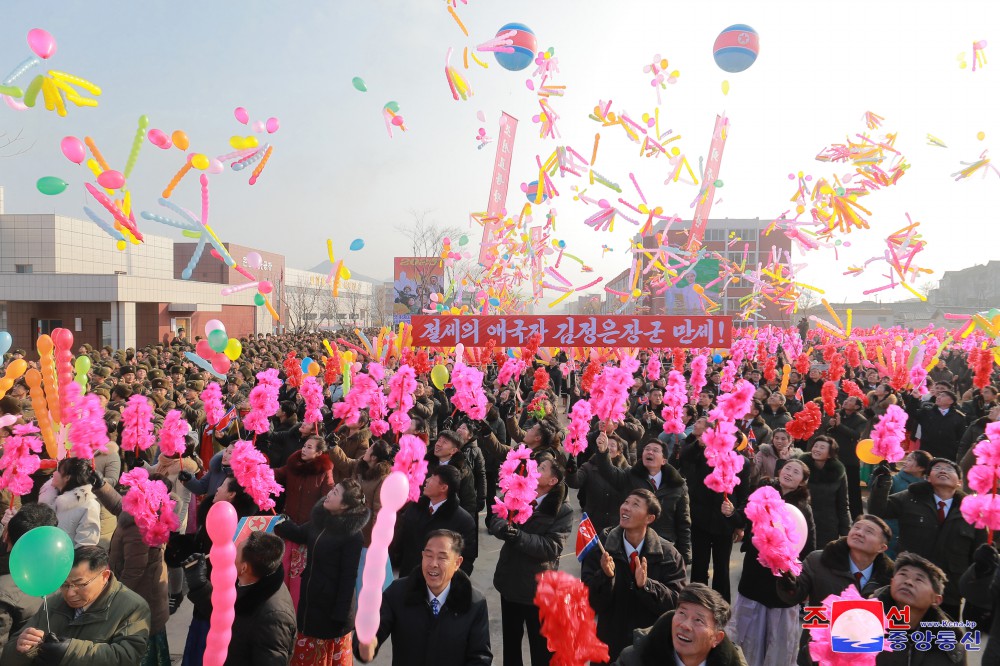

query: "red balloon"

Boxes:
[211, 355, 231, 375]
[196, 339, 211, 358]
[50, 328, 73, 351]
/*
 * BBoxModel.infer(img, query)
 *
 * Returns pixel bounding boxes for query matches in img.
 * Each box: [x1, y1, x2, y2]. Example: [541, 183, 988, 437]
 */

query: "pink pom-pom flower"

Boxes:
[661, 370, 688, 435]
[393, 434, 428, 502]
[493, 445, 540, 525]
[158, 410, 191, 458]
[201, 382, 225, 427]
[451, 362, 488, 421]
[230, 440, 284, 512]
[63, 381, 109, 459]
[243, 369, 282, 435]
[565, 400, 593, 456]
[689, 354, 708, 399]
[0, 423, 43, 496]
[300, 376, 324, 425]
[745, 485, 803, 576]
[870, 404, 907, 463]
[386, 364, 417, 433]
[121, 393, 155, 454]
[589, 364, 633, 424]
[121, 467, 179, 548]
[646, 354, 661, 382]
[498, 358, 527, 387]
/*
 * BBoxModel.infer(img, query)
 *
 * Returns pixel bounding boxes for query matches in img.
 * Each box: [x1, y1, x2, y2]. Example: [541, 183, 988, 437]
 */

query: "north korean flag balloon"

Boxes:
[713, 24, 759, 73]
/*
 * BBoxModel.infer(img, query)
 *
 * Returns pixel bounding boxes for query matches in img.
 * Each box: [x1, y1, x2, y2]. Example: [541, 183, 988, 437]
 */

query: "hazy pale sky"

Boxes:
[1, 1, 996, 306]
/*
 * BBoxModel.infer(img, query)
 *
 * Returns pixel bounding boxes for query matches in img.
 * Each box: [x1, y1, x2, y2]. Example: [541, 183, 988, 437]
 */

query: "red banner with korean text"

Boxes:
[686, 114, 729, 251]
[411, 315, 732, 348]
[479, 112, 518, 268]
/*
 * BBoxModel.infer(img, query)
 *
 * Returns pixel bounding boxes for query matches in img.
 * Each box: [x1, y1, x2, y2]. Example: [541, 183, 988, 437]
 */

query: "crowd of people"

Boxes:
[0, 327, 998, 665]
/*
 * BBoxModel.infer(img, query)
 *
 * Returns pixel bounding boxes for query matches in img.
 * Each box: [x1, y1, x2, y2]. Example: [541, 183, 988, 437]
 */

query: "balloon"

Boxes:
[61, 136, 86, 164]
[721, 80, 730, 95]
[349, 238, 365, 251]
[234, 107, 249, 125]
[494, 23, 537, 71]
[97, 170, 125, 190]
[191, 154, 210, 170]
[172, 130, 190, 151]
[356, 472, 410, 643]
[196, 339, 212, 359]
[0, 414, 16, 429]
[253, 293, 266, 306]
[0, 331, 11, 356]
[301, 357, 313, 373]
[351, 77, 368, 92]
[251, 120, 265, 134]
[266, 117, 280, 134]
[36, 177, 68, 196]
[246, 251, 263, 270]
[147, 129, 171, 149]
[785, 504, 809, 554]
[856, 439, 884, 465]
[9, 526, 74, 597]
[27, 29, 57, 60]
[524, 180, 548, 203]
[713, 24, 759, 73]
[5, 360, 27, 379]
[208, 329, 228, 353]
[50, 328, 73, 351]
[208, 159, 224, 174]
[712, 354, 724, 364]
[211, 355, 231, 375]
[258, 281, 273, 294]
[308, 362, 321, 377]
[74, 355, 91, 375]
[205, 501, 238, 666]
[431, 364, 449, 390]
[458, 235, 469, 246]
[384, 101, 400, 114]
[224, 339, 242, 361]
[204, 319, 225, 336]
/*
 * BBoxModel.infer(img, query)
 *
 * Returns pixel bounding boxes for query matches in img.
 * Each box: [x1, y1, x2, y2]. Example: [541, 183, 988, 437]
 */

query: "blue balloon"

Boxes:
[0, 331, 10, 356]
[494, 23, 537, 72]
[713, 24, 759, 73]
[712, 354, 724, 364]
[301, 357, 313, 373]
[349, 238, 365, 251]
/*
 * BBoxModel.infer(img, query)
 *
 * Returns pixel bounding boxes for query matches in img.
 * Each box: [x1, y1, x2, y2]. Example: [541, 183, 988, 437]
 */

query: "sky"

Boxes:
[1, 1, 997, 307]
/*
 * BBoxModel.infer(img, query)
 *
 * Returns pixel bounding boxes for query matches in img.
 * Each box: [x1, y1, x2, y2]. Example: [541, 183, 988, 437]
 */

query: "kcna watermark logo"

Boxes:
[802, 600, 981, 654]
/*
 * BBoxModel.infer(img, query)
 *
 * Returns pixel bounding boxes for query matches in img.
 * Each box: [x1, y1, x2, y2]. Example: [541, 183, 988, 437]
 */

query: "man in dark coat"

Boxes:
[869, 457, 986, 619]
[358, 530, 492, 666]
[824, 396, 868, 519]
[592, 435, 693, 564]
[613, 583, 745, 666]
[902, 388, 967, 460]
[582, 489, 687, 661]
[873, 552, 968, 666]
[186, 531, 297, 666]
[427, 430, 479, 521]
[455, 421, 487, 519]
[392, 465, 477, 575]
[0, 504, 58, 652]
[486, 455, 573, 665]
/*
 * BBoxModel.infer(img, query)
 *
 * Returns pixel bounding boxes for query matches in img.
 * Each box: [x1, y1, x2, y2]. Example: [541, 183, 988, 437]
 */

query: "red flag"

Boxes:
[576, 513, 600, 561]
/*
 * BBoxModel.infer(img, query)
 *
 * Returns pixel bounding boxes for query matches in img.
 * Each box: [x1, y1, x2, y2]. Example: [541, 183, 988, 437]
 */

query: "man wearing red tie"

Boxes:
[868, 457, 986, 620]
[581, 489, 687, 663]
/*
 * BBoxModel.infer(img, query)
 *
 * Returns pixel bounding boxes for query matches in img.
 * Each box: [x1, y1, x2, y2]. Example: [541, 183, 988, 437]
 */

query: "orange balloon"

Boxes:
[856, 438, 883, 465]
[5, 359, 27, 379]
[172, 130, 190, 151]
[24, 368, 42, 389]
[36, 334, 53, 356]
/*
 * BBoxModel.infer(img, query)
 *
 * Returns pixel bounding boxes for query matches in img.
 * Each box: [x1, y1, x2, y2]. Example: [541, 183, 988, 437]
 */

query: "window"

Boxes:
[101, 320, 112, 348]
[15, 264, 32, 274]
[35, 319, 63, 336]
[705, 228, 725, 242]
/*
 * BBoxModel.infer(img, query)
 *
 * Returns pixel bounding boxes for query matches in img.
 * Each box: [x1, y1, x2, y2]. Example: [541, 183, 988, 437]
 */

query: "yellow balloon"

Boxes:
[342, 351, 354, 364]
[856, 439, 884, 465]
[191, 154, 210, 170]
[721, 80, 730, 95]
[230, 135, 246, 150]
[339, 265, 351, 280]
[431, 364, 449, 390]
[224, 338, 242, 361]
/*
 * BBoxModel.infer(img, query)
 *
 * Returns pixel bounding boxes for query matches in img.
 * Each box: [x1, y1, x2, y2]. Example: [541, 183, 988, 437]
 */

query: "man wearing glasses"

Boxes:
[3, 545, 151, 666]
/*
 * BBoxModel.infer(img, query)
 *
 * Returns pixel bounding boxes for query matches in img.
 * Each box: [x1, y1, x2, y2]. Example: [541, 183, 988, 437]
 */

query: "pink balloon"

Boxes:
[207, 159, 224, 174]
[245, 251, 262, 270]
[205, 501, 237, 666]
[476, 110, 486, 123]
[356, 472, 410, 643]
[257, 280, 273, 295]
[196, 339, 212, 358]
[97, 170, 125, 190]
[266, 117, 280, 133]
[27, 29, 56, 60]
[251, 120, 265, 134]
[0, 414, 16, 429]
[60, 136, 86, 164]
[147, 129, 171, 149]
[50, 327, 73, 351]
[204, 319, 225, 336]
[786, 504, 809, 553]
[211, 355, 231, 375]
[234, 107, 249, 125]
[391, 116, 404, 127]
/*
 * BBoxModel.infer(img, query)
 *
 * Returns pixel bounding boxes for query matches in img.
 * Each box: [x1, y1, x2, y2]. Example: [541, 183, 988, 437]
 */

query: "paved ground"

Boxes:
[167, 489, 986, 665]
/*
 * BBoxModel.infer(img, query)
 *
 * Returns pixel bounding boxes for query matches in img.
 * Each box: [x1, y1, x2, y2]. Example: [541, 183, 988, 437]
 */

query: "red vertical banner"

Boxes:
[686, 114, 729, 251]
[479, 112, 518, 267]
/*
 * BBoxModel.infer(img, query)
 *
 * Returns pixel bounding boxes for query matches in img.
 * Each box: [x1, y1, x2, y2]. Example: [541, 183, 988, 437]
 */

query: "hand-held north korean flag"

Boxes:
[576, 513, 599, 561]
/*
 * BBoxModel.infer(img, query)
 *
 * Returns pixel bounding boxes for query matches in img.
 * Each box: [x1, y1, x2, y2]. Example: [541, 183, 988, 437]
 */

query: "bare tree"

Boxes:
[395, 210, 463, 259]
[796, 290, 820, 313]
[340, 281, 372, 327]
[282, 276, 323, 333]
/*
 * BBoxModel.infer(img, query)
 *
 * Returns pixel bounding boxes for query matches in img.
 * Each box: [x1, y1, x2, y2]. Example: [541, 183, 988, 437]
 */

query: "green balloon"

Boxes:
[384, 101, 400, 113]
[208, 329, 228, 353]
[74, 355, 91, 375]
[254, 293, 266, 306]
[351, 76, 367, 92]
[36, 177, 68, 196]
[9, 526, 74, 597]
